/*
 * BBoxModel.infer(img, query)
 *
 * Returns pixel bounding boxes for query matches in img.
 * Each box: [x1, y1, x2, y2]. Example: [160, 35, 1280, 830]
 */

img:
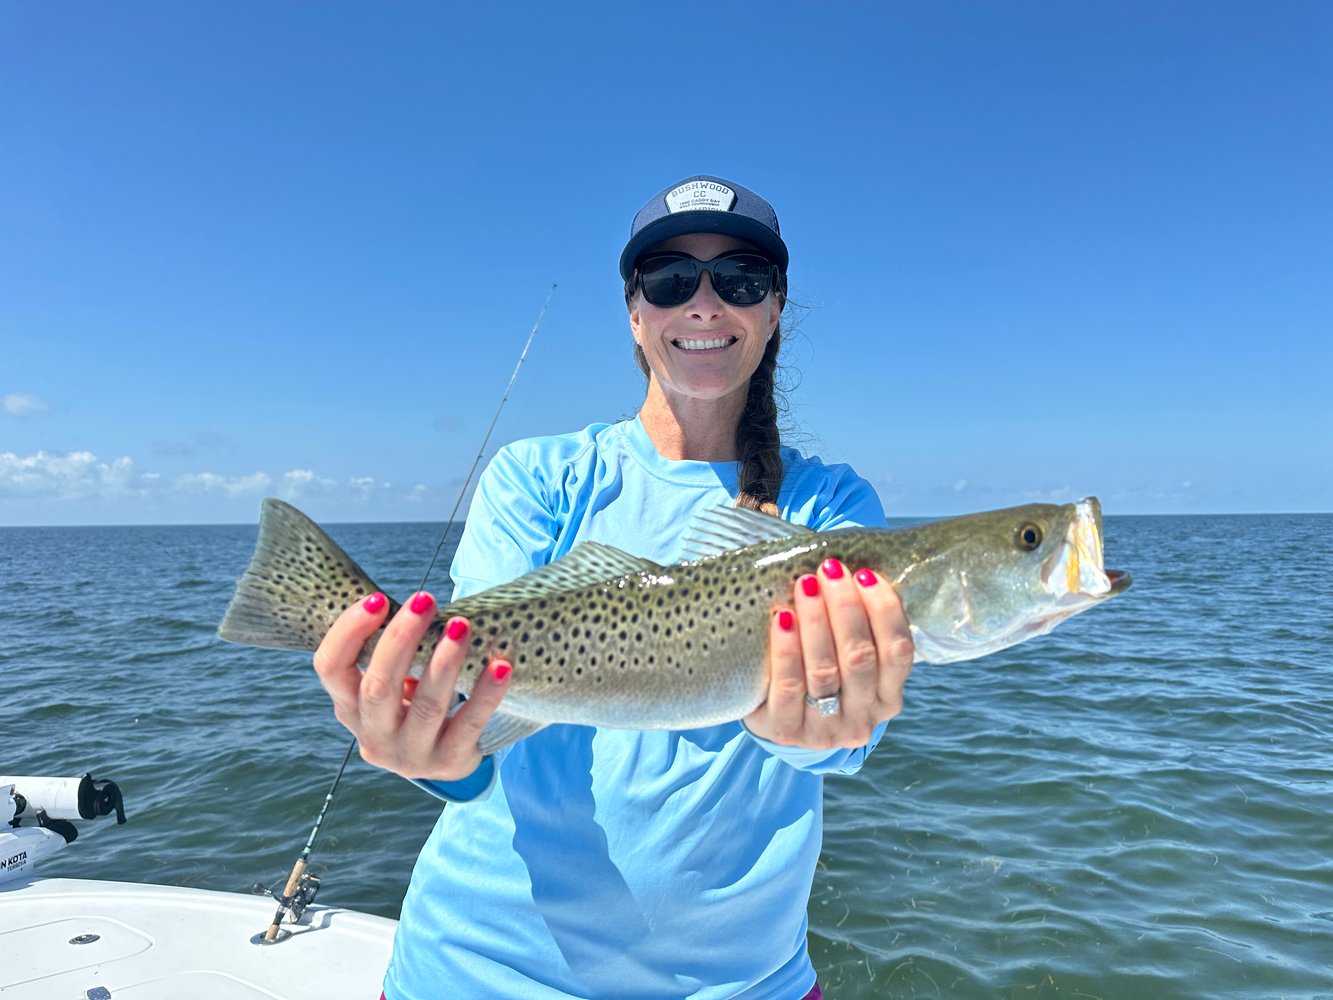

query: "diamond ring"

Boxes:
[804, 691, 842, 717]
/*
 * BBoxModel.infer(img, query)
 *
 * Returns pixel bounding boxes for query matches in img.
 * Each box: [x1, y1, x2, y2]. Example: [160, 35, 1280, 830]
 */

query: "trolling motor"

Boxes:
[0, 773, 126, 886]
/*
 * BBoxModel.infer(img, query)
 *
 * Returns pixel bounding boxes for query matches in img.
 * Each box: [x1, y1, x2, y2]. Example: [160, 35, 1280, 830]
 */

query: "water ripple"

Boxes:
[4, 515, 1332, 998]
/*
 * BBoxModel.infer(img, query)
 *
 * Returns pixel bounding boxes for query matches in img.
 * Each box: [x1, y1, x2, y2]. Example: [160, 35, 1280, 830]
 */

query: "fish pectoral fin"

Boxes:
[476, 711, 548, 755]
[681, 506, 817, 560]
[446, 542, 661, 616]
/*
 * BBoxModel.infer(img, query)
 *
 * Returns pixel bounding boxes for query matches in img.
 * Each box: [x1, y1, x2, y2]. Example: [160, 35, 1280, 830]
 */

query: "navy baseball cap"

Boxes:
[619, 174, 789, 281]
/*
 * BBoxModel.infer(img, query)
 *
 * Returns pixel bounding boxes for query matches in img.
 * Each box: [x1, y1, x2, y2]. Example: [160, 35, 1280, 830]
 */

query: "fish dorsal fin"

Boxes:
[446, 541, 660, 616]
[680, 506, 818, 560]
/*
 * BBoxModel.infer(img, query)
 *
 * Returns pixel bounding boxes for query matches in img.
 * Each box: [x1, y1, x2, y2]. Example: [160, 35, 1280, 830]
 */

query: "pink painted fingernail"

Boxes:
[800, 575, 820, 598]
[446, 617, 469, 641]
[409, 592, 434, 615]
[856, 568, 878, 587]
[402, 677, 419, 699]
[822, 558, 844, 580]
[777, 609, 795, 632]
[362, 592, 387, 614]
[491, 660, 512, 683]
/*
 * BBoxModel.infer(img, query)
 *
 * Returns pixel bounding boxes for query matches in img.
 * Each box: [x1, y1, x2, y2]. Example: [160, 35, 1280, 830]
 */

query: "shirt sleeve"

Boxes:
[406, 442, 561, 803]
[744, 462, 896, 775]
[745, 721, 891, 774]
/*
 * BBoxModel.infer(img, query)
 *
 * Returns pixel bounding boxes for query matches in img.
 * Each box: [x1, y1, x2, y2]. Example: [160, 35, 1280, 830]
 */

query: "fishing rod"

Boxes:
[254, 740, 355, 943]
[255, 284, 556, 944]
[414, 284, 555, 593]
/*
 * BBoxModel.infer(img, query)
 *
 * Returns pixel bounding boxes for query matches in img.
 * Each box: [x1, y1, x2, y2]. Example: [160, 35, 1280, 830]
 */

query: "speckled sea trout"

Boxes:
[219, 498, 1130, 753]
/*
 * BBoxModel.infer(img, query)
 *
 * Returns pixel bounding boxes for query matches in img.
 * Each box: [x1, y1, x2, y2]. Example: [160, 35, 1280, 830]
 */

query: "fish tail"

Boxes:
[218, 498, 385, 652]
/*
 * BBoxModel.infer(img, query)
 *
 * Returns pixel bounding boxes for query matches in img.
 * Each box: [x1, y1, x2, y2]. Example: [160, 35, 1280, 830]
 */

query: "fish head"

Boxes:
[900, 496, 1131, 664]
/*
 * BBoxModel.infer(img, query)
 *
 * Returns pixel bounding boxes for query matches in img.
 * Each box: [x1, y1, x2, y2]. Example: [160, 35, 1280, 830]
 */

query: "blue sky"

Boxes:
[2, 2, 1329, 526]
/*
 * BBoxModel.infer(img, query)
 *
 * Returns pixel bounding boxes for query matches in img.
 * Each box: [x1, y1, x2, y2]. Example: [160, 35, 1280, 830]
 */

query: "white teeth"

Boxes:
[675, 337, 734, 351]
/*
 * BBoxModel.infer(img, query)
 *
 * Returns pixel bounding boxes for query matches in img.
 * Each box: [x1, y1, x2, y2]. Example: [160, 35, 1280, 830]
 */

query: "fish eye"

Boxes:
[1015, 523, 1043, 551]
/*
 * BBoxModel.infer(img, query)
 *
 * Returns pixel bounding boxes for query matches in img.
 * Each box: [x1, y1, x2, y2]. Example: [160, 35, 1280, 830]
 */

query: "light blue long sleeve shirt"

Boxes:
[384, 418, 889, 1000]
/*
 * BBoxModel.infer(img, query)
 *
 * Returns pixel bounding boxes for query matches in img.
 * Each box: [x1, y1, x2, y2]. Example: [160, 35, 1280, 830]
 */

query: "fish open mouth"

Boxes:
[1106, 569, 1132, 594]
[673, 336, 737, 352]
[1040, 496, 1127, 600]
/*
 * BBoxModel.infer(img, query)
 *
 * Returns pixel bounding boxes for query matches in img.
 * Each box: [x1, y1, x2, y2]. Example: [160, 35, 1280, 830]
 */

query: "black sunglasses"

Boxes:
[634, 250, 783, 308]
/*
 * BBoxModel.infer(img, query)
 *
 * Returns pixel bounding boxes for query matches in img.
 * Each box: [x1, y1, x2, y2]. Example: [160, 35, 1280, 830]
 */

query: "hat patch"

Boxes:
[665, 180, 737, 214]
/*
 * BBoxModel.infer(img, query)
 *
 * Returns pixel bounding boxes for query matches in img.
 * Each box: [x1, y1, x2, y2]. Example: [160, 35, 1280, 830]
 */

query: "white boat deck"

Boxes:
[0, 877, 396, 999]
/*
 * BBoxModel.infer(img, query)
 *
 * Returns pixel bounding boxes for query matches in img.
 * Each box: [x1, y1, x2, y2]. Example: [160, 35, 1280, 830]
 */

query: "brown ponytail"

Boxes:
[732, 329, 784, 514]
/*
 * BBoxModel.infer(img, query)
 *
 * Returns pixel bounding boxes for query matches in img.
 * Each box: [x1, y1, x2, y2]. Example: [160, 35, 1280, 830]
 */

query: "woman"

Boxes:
[314, 175, 915, 999]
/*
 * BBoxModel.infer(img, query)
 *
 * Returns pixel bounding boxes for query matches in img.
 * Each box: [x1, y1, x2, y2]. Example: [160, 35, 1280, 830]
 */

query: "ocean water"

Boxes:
[2, 513, 1330, 999]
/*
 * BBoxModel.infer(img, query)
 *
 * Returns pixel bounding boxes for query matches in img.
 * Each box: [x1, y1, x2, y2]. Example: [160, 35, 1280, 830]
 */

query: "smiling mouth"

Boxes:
[673, 336, 737, 352]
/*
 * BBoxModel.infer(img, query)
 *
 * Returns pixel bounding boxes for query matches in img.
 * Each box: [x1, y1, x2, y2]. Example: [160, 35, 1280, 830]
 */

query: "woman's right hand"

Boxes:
[312, 591, 511, 781]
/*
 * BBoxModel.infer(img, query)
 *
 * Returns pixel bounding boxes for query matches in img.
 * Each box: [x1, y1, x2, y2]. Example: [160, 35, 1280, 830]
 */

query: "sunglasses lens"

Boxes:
[636, 252, 777, 307]
[638, 255, 699, 307]
[711, 254, 774, 305]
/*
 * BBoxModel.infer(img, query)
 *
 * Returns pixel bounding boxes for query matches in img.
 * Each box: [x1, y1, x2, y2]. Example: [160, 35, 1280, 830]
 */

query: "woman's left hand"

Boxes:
[743, 558, 915, 750]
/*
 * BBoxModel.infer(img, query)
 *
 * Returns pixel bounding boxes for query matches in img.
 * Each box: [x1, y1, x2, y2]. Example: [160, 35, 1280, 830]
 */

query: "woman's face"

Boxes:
[628, 232, 783, 409]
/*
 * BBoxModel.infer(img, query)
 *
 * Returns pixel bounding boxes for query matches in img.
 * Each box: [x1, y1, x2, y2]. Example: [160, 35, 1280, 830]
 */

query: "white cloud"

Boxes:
[0, 450, 137, 499]
[279, 468, 339, 498]
[2, 393, 49, 417]
[1, 448, 399, 508]
[953, 479, 968, 492]
[177, 471, 273, 496]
